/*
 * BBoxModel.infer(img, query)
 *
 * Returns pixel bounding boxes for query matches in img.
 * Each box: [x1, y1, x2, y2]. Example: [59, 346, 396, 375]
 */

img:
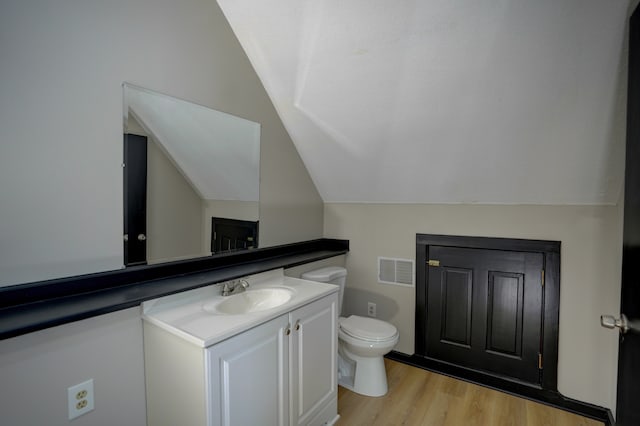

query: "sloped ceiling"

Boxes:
[218, 0, 631, 204]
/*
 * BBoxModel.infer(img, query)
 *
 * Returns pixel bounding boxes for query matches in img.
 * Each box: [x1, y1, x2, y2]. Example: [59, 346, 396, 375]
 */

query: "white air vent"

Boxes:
[378, 257, 414, 286]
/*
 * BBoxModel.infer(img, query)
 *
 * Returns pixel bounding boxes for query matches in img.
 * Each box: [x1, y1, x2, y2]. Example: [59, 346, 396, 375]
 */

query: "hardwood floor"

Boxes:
[336, 359, 603, 426]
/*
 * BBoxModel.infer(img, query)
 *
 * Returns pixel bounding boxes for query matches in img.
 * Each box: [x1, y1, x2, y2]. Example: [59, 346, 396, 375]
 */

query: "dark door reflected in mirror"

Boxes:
[123, 134, 148, 266]
[123, 83, 260, 266]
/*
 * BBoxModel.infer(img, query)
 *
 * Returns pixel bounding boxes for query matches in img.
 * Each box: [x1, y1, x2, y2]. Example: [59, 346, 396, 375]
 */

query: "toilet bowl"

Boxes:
[301, 266, 399, 397]
[338, 315, 399, 396]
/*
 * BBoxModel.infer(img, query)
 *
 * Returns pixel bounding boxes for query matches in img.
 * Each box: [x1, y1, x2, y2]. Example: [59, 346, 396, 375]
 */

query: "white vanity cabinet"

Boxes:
[206, 313, 289, 426]
[144, 287, 338, 426]
[288, 292, 338, 426]
[207, 292, 338, 426]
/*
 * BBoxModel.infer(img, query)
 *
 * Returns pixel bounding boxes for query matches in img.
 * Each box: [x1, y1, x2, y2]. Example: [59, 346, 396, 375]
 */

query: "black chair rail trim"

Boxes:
[0, 238, 349, 340]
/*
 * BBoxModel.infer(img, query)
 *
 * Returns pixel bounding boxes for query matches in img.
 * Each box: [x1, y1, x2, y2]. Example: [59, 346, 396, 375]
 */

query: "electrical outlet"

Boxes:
[68, 379, 94, 420]
[367, 302, 377, 317]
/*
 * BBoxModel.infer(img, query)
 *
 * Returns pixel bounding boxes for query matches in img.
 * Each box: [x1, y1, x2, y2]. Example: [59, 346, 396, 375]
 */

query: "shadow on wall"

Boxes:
[342, 287, 400, 319]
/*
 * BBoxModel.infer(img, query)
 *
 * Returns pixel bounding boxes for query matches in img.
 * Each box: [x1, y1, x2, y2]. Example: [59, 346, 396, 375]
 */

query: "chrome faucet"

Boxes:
[222, 279, 250, 296]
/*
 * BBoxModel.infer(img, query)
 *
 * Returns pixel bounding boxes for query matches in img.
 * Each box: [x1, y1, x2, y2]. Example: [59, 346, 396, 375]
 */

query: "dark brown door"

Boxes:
[123, 133, 147, 266]
[426, 246, 543, 385]
[614, 4, 640, 424]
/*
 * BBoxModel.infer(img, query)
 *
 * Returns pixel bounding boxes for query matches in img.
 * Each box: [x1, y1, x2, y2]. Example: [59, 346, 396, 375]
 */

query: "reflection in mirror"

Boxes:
[123, 84, 260, 266]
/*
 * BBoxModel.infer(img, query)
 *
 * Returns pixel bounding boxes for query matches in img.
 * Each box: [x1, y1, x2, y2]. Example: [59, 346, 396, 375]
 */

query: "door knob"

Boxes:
[602, 314, 640, 334]
[599, 313, 640, 335]
[601, 314, 629, 334]
[137, 234, 146, 241]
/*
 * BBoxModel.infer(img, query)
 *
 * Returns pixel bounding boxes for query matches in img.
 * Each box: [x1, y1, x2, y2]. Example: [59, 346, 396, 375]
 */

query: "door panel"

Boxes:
[426, 246, 543, 385]
[486, 271, 524, 357]
[616, 4, 640, 424]
[439, 267, 473, 347]
[206, 314, 289, 426]
[290, 294, 338, 426]
[123, 134, 147, 266]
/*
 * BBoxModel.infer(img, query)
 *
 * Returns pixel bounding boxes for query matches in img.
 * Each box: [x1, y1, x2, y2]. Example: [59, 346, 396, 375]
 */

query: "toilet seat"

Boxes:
[339, 315, 398, 342]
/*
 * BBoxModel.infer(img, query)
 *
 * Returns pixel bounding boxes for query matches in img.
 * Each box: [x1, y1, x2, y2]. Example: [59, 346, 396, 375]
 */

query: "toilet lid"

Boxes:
[339, 315, 398, 341]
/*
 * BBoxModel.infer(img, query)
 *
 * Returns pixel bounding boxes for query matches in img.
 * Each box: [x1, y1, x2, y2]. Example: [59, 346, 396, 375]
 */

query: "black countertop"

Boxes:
[0, 239, 348, 340]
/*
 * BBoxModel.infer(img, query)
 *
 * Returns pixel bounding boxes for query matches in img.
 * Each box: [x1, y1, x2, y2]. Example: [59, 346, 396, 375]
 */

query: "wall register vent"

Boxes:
[378, 257, 414, 286]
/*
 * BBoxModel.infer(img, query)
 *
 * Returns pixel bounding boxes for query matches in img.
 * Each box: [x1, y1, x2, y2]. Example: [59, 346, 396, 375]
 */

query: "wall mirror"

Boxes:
[123, 83, 260, 266]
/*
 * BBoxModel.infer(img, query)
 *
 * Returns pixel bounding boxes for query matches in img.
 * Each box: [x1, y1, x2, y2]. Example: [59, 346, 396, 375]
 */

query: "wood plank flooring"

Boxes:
[336, 359, 603, 426]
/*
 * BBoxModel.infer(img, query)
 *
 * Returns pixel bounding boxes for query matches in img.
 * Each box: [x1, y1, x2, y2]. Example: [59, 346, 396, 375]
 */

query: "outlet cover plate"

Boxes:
[68, 379, 94, 420]
[368, 302, 377, 317]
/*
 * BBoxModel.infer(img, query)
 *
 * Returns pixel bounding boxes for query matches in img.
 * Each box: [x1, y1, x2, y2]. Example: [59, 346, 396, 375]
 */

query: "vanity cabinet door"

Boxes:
[289, 293, 338, 426]
[206, 314, 289, 426]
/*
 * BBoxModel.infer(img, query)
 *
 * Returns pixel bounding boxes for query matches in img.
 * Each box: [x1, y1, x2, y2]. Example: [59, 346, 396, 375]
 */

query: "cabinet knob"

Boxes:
[295, 320, 300, 331]
[285, 326, 291, 336]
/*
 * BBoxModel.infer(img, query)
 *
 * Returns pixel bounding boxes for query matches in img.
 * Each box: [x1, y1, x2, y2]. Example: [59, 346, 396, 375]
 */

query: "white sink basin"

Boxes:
[142, 269, 340, 347]
[203, 287, 294, 315]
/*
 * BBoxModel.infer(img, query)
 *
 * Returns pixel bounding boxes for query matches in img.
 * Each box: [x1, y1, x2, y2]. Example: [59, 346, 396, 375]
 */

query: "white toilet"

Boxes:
[301, 266, 399, 397]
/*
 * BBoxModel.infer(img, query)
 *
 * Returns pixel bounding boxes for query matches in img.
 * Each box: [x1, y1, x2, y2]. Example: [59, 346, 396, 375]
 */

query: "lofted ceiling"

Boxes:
[217, 0, 631, 204]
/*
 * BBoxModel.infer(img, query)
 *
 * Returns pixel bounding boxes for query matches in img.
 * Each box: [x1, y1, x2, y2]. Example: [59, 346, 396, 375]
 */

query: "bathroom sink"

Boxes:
[142, 269, 340, 347]
[203, 287, 294, 315]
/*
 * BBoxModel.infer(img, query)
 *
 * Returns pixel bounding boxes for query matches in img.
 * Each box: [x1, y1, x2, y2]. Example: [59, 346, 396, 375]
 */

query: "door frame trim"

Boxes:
[415, 234, 560, 392]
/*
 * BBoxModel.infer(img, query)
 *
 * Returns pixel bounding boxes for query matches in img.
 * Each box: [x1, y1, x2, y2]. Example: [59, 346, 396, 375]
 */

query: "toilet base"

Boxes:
[338, 347, 389, 397]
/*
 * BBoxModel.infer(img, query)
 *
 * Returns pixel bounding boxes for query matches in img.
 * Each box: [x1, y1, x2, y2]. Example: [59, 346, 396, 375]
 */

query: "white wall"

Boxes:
[128, 115, 207, 263]
[146, 138, 205, 264]
[0, 0, 324, 424]
[203, 200, 259, 223]
[0, 0, 323, 288]
[284, 255, 347, 281]
[131, 117, 263, 262]
[324, 202, 623, 411]
[0, 308, 146, 426]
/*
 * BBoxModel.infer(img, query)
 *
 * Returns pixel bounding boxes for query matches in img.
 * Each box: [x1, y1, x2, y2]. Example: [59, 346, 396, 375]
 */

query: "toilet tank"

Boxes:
[301, 266, 347, 313]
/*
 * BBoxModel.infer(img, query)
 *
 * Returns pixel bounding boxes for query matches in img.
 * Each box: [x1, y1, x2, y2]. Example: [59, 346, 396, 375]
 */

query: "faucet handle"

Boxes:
[221, 281, 232, 296]
[221, 279, 249, 296]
